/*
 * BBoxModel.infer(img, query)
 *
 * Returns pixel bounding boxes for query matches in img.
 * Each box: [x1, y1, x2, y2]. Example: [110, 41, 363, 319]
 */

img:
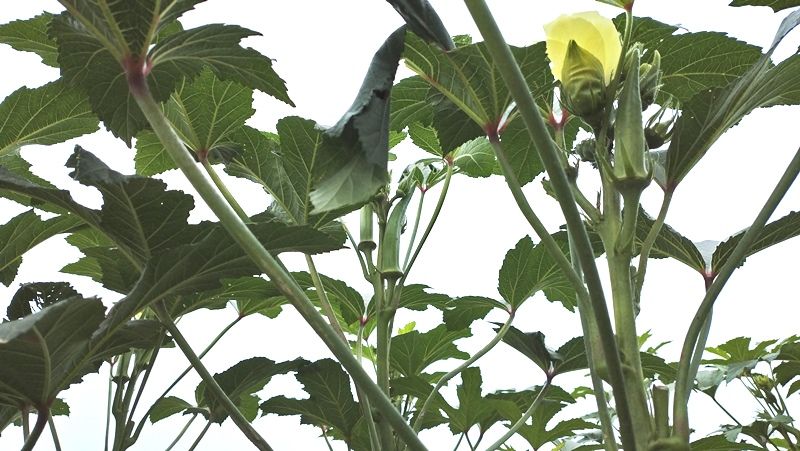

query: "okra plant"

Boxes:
[1, 0, 800, 450]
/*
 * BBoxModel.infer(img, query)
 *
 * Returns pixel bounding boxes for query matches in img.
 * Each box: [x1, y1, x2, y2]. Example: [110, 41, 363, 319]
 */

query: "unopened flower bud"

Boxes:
[639, 50, 662, 108]
[613, 48, 651, 192]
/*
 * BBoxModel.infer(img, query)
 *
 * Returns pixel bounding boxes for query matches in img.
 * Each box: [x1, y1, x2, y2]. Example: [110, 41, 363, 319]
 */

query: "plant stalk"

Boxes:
[673, 145, 800, 441]
[48, 414, 62, 451]
[188, 419, 213, 451]
[634, 191, 674, 300]
[165, 413, 198, 451]
[152, 304, 273, 451]
[20, 408, 49, 451]
[463, 5, 634, 445]
[128, 70, 426, 451]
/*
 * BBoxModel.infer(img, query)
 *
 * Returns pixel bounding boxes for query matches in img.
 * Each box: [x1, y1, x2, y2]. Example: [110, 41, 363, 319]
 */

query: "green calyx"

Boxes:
[560, 40, 607, 126]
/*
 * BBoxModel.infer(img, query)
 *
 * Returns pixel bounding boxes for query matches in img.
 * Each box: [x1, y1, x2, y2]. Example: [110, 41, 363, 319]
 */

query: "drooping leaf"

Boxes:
[0, 13, 59, 67]
[665, 10, 800, 188]
[773, 342, 800, 395]
[149, 396, 194, 424]
[5, 282, 80, 320]
[100, 220, 343, 339]
[0, 80, 99, 156]
[498, 232, 586, 310]
[173, 276, 285, 318]
[711, 210, 800, 273]
[135, 68, 254, 175]
[66, 146, 196, 262]
[385, 0, 454, 51]
[390, 325, 470, 377]
[261, 359, 361, 442]
[640, 351, 678, 384]
[60, 228, 141, 293]
[397, 284, 451, 311]
[309, 27, 406, 214]
[197, 357, 302, 423]
[452, 137, 497, 178]
[499, 326, 586, 377]
[500, 118, 546, 185]
[0, 297, 104, 407]
[0, 210, 82, 286]
[635, 209, 706, 274]
[729, 0, 800, 12]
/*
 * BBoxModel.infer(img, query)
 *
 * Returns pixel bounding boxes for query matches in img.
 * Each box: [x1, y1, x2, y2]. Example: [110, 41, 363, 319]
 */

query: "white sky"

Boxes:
[1, 1, 800, 450]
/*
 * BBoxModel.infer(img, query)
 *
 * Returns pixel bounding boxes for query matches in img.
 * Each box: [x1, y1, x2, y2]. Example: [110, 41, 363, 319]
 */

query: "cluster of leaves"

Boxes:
[1, 0, 800, 450]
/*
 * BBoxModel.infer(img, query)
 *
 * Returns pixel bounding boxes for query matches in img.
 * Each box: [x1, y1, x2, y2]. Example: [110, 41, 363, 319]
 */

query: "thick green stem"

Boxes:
[674, 145, 800, 442]
[653, 386, 670, 440]
[484, 379, 552, 451]
[128, 73, 426, 451]
[153, 305, 273, 451]
[634, 191, 674, 300]
[20, 408, 48, 451]
[111, 353, 132, 451]
[465, 3, 634, 447]
[413, 312, 515, 433]
[607, 252, 652, 448]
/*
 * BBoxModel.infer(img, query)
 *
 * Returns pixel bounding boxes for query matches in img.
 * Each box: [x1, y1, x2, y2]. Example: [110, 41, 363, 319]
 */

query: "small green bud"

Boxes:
[574, 138, 597, 163]
[613, 48, 652, 192]
[560, 40, 607, 125]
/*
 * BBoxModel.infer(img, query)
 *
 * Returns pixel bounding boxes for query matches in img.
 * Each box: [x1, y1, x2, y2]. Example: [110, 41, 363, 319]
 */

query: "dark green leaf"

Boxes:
[498, 232, 583, 310]
[390, 375, 453, 430]
[712, 210, 800, 273]
[0, 13, 59, 67]
[657, 32, 762, 103]
[135, 68, 254, 175]
[172, 276, 284, 318]
[431, 98, 485, 154]
[0, 297, 104, 406]
[453, 137, 497, 178]
[150, 23, 292, 106]
[397, 284, 451, 311]
[197, 357, 302, 423]
[499, 326, 558, 376]
[705, 336, 777, 381]
[67, 146, 196, 262]
[101, 220, 343, 339]
[640, 352, 678, 383]
[690, 434, 761, 450]
[61, 229, 140, 293]
[261, 359, 361, 441]
[0, 210, 82, 286]
[635, 209, 706, 274]
[404, 33, 553, 132]
[149, 396, 194, 423]
[500, 118, 546, 185]
[290, 272, 365, 327]
[50, 13, 186, 144]
[390, 325, 470, 377]
[441, 296, 505, 330]
[0, 80, 99, 156]
[386, 0, 454, 51]
[6, 282, 79, 321]
[309, 27, 407, 213]
[407, 121, 441, 156]
[390, 76, 434, 132]
[774, 343, 800, 394]
[616, 16, 678, 54]
[729, 0, 800, 12]
[448, 368, 497, 434]
[92, 319, 163, 361]
[665, 10, 800, 188]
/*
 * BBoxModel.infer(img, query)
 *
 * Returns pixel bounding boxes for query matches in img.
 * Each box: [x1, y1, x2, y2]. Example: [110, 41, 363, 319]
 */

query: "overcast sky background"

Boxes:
[2, 1, 800, 450]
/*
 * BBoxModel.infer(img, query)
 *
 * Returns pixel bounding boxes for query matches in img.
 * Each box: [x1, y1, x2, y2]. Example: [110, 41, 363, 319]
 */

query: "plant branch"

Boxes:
[674, 145, 800, 441]
[48, 414, 62, 451]
[464, 5, 634, 443]
[165, 413, 198, 451]
[305, 255, 347, 340]
[187, 419, 212, 451]
[485, 379, 552, 451]
[152, 304, 273, 451]
[128, 73, 426, 451]
[634, 191, 674, 300]
[403, 190, 426, 269]
[20, 408, 49, 451]
[400, 163, 453, 285]
[201, 159, 249, 221]
[413, 311, 515, 432]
